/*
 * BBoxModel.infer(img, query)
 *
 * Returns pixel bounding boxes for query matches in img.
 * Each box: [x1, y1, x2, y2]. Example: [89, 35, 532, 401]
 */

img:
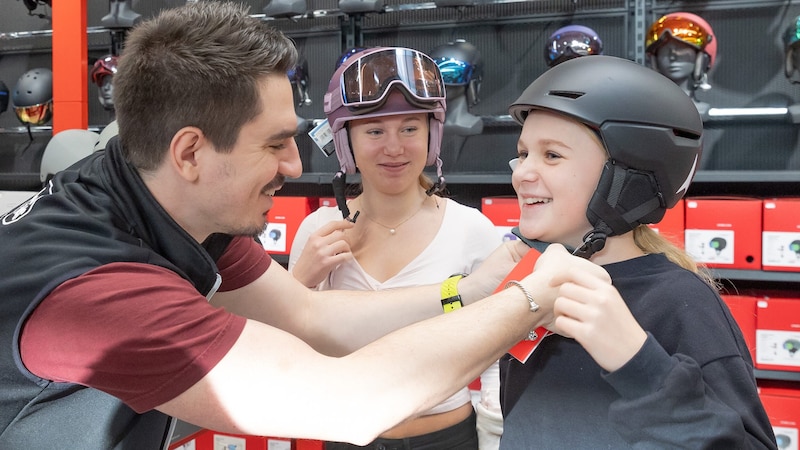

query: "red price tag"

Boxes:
[493, 249, 551, 363]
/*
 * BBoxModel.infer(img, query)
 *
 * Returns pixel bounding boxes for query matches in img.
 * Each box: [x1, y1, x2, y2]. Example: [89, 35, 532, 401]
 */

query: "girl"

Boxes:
[499, 55, 777, 449]
[290, 47, 503, 450]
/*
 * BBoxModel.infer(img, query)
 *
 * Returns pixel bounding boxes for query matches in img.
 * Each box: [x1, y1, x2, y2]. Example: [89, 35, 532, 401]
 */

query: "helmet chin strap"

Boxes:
[332, 171, 359, 223]
[426, 175, 446, 196]
[511, 225, 608, 260]
[572, 228, 609, 259]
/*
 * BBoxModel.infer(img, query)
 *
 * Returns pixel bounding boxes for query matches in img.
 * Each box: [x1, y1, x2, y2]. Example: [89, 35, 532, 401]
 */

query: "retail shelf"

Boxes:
[755, 369, 800, 383]
[282, 172, 512, 186]
[693, 171, 800, 183]
[712, 269, 800, 284]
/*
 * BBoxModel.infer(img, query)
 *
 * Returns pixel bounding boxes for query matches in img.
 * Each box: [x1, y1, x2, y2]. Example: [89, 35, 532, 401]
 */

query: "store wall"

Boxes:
[1, 0, 799, 188]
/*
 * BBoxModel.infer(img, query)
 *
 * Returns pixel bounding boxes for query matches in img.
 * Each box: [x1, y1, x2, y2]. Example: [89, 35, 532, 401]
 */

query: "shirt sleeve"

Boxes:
[604, 333, 776, 449]
[20, 262, 247, 413]
[217, 235, 272, 292]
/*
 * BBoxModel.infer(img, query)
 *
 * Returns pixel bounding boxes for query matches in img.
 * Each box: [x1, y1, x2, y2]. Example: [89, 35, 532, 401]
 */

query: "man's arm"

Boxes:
[176, 244, 610, 444]
[160, 268, 545, 444]
[213, 239, 530, 355]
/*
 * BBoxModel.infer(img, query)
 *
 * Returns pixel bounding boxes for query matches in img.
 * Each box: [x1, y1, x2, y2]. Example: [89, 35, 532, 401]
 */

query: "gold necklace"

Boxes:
[362, 196, 432, 235]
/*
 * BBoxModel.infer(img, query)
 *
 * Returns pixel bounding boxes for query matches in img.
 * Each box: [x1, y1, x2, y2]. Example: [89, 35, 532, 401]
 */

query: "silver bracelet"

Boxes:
[504, 280, 540, 313]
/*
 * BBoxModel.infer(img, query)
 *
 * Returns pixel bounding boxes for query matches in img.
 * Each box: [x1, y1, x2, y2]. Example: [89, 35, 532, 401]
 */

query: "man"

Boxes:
[0, 2, 608, 448]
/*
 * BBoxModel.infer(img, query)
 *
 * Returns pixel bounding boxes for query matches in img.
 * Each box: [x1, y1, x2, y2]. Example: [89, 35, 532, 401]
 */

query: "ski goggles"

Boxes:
[433, 56, 477, 85]
[338, 48, 445, 111]
[546, 31, 602, 64]
[646, 15, 712, 50]
[14, 101, 53, 126]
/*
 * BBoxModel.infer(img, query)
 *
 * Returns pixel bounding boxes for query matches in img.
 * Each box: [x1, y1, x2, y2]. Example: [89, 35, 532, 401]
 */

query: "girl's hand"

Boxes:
[550, 266, 647, 372]
[290, 220, 354, 288]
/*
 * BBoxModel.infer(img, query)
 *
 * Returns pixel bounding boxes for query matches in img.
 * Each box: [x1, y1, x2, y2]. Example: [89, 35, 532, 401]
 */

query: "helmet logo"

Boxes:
[676, 153, 698, 196]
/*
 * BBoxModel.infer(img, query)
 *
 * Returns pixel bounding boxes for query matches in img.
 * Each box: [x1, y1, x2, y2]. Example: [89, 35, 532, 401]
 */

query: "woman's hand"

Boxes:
[290, 219, 354, 288]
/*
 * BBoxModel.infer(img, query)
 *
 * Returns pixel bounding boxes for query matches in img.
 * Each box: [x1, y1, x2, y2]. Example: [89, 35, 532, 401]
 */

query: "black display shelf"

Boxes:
[754, 369, 800, 383]
[712, 269, 800, 284]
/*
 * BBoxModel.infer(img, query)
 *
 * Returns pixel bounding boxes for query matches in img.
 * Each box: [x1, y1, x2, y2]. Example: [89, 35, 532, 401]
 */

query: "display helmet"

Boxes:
[12, 68, 53, 126]
[21, 0, 51, 15]
[323, 46, 447, 178]
[288, 57, 311, 107]
[91, 54, 119, 87]
[545, 25, 603, 67]
[40, 129, 100, 183]
[336, 47, 368, 70]
[429, 39, 482, 106]
[646, 12, 717, 73]
[509, 55, 703, 257]
[0, 80, 9, 113]
[784, 15, 800, 50]
[783, 15, 800, 79]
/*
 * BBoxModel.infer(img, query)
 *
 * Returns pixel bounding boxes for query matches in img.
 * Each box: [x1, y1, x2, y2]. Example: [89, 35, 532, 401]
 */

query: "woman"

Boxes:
[289, 47, 503, 449]
[499, 55, 777, 449]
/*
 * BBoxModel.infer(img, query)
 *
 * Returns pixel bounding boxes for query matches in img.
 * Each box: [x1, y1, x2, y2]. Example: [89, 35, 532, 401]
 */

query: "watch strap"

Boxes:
[441, 273, 466, 313]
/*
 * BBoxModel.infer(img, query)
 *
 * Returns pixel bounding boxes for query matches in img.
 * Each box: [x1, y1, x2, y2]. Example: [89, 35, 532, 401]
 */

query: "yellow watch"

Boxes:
[441, 273, 466, 313]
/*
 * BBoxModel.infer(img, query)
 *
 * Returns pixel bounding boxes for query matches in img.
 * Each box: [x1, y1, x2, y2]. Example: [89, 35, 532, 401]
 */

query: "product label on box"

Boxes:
[213, 434, 246, 450]
[260, 223, 288, 253]
[773, 426, 798, 450]
[756, 329, 800, 368]
[763, 231, 800, 268]
[172, 440, 197, 450]
[685, 229, 734, 264]
[267, 439, 291, 450]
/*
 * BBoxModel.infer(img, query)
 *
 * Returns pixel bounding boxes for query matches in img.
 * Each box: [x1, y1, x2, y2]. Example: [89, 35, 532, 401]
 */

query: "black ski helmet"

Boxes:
[12, 68, 54, 126]
[509, 55, 703, 256]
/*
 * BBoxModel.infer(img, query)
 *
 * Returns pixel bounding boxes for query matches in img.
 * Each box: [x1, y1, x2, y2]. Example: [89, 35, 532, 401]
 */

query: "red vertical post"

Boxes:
[52, 0, 88, 133]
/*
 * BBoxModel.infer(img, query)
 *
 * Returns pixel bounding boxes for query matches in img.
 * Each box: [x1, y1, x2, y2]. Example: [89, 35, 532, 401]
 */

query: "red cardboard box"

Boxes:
[762, 198, 800, 273]
[260, 196, 315, 255]
[647, 199, 685, 249]
[684, 197, 762, 270]
[759, 386, 800, 450]
[721, 294, 758, 361]
[755, 296, 800, 372]
[481, 196, 520, 243]
[169, 429, 323, 450]
[169, 429, 287, 450]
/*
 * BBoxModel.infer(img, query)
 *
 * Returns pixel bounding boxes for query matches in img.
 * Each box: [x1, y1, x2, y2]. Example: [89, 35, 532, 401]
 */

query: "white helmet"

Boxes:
[40, 129, 101, 183]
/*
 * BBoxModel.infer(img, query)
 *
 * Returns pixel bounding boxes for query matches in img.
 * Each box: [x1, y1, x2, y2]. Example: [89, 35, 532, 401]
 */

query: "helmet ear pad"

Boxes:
[586, 160, 666, 237]
[692, 51, 710, 84]
[332, 113, 443, 174]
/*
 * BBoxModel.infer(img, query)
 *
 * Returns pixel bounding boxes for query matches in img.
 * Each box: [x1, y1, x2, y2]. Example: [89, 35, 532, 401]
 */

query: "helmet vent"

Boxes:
[673, 128, 701, 140]
[547, 90, 584, 100]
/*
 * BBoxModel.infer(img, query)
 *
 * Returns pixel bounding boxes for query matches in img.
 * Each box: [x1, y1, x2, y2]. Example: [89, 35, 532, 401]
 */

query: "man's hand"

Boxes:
[460, 239, 530, 304]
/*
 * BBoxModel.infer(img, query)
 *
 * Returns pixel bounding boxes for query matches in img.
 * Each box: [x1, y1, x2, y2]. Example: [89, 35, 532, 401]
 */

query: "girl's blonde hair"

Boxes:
[633, 225, 718, 288]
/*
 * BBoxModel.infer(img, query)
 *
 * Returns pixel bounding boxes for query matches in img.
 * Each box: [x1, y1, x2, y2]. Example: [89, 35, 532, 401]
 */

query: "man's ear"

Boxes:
[169, 126, 205, 181]
[786, 49, 795, 79]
